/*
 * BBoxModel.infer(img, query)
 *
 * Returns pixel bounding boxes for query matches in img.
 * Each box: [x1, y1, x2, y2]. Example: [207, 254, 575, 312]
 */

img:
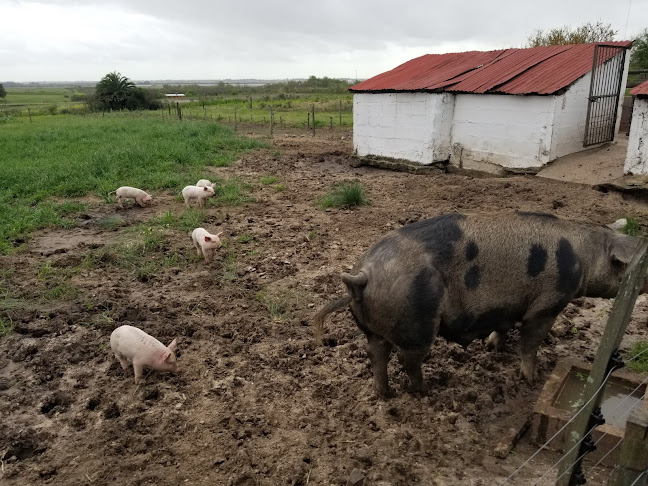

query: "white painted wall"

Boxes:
[624, 98, 648, 174]
[450, 94, 556, 170]
[353, 92, 454, 164]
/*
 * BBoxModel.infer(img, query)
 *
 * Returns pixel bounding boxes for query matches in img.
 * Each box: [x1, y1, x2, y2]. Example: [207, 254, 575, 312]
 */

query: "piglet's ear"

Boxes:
[161, 350, 171, 362]
[204, 236, 212, 242]
[216, 232, 224, 238]
[168, 338, 177, 351]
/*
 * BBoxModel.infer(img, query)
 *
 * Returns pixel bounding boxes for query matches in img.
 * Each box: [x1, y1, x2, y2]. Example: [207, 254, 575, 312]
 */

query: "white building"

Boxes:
[624, 80, 648, 175]
[351, 42, 632, 173]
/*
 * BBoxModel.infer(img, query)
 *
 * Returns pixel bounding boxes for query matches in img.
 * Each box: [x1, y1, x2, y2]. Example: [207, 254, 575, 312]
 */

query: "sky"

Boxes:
[1, 0, 647, 83]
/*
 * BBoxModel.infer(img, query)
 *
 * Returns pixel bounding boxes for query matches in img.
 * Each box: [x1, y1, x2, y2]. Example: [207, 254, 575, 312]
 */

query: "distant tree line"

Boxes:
[162, 76, 354, 99]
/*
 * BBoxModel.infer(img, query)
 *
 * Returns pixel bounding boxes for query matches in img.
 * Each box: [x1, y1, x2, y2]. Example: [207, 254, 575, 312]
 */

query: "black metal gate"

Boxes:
[583, 44, 627, 146]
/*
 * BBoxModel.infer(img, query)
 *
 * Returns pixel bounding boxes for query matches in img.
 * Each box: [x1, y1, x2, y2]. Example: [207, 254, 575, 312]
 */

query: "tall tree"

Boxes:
[525, 21, 617, 47]
[630, 28, 648, 70]
[0, 83, 6, 104]
[95, 71, 135, 110]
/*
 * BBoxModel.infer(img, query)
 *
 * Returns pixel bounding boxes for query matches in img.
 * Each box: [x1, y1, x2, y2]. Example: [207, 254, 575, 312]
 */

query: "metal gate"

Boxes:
[583, 44, 627, 146]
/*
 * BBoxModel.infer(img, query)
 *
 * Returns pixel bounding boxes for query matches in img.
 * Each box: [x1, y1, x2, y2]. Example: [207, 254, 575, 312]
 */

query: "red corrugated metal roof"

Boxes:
[350, 41, 632, 95]
[630, 80, 648, 97]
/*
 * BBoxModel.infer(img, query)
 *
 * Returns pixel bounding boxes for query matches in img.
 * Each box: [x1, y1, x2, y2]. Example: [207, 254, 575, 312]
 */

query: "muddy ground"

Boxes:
[2, 127, 648, 486]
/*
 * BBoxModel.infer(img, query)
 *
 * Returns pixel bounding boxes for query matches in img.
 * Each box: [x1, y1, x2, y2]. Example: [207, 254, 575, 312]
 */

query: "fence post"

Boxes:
[234, 107, 237, 131]
[610, 408, 648, 486]
[556, 240, 648, 486]
[330, 116, 333, 130]
[176, 102, 182, 121]
[307, 112, 310, 129]
[270, 106, 273, 137]
[249, 96, 252, 109]
[339, 100, 342, 125]
[312, 104, 315, 136]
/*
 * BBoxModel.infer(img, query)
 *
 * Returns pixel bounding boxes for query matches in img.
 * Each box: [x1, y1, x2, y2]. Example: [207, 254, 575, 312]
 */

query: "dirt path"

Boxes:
[1, 126, 648, 486]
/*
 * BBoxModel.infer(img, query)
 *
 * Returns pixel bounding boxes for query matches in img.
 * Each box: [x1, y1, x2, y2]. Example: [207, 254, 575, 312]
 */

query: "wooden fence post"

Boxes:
[330, 116, 333, 130]
[176, 102, 182, 121]
[307, 112, 310, 129]
[339, 100, 342, 125]
[311, 104, 315, 136]
[556, 241, 648, 485]
[610, 408, 648, 486]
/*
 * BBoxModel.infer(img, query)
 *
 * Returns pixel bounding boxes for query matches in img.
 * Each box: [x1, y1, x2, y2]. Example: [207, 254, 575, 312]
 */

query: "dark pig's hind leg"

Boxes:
[366, 335, 394, 398]
[398, 348, 429, 395]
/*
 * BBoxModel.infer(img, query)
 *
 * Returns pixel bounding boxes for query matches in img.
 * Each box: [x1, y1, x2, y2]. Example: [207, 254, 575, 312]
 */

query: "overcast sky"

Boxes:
[1, 0, 647, 83]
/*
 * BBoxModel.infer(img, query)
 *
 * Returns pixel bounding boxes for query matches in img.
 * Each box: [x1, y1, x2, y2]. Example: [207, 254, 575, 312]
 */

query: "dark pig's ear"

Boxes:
[608, 234, 640, 264]
[342, 272, 368, 302]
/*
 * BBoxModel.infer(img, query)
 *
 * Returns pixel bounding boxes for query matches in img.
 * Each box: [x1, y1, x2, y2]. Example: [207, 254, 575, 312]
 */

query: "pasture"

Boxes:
[1, 114, 648, 485]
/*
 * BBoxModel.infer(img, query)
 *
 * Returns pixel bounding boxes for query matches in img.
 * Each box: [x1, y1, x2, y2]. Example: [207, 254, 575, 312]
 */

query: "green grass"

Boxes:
[260, 175, 278, 185]
[319, 181, 370, 209]
[0, 115, 267, 254]
[626, 341, 648, 373]
[173, 94, 354, 128]
[623, 217, 643, 236]
[0, 315, 14, 336]
[148, 209, 206, 232]
[214, 178, 254, 205]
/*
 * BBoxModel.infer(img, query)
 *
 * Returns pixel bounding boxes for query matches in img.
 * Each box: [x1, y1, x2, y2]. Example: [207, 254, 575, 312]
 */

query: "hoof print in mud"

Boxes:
[40, 392, 70, 417]
[103, 402, 121, 419]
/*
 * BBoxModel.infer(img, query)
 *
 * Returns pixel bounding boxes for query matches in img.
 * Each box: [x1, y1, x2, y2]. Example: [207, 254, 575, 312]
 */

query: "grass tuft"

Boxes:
[319, 181, 369, 209]
[626, 341, 648, 373]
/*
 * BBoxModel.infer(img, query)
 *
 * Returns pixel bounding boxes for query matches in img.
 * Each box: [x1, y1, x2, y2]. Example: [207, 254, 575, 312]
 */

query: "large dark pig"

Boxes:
[313, 212, 644, 398]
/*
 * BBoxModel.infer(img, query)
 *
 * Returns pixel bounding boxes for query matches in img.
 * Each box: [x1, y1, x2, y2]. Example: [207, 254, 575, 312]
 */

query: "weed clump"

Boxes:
[626, 341, 648, 373]
[319, 181, 369, 209]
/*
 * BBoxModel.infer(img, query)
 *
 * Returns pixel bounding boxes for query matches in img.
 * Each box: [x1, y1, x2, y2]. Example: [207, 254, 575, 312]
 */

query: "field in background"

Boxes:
[1, 83, 354, 128]
[0, 114, 268, 254]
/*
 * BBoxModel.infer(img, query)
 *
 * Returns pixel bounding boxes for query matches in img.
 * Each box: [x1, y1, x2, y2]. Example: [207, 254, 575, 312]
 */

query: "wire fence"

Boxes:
[499, 345, 648, 486]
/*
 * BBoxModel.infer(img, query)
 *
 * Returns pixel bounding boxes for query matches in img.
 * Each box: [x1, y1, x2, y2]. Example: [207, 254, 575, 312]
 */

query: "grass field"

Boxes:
[1, 86, 354, 127]
[0, 114, 268, 254]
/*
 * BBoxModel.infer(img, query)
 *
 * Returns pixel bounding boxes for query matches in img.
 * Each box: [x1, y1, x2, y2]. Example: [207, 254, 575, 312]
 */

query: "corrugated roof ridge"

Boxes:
[438, 49, 521, 91]
[423, 49, 512, 91]
[486, 44, 575, 94]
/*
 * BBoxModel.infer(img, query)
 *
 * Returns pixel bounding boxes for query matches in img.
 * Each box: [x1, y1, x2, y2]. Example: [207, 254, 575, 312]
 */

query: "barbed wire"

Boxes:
[533, 374, 648, 485]
[629, 469, 648, 486]
[498, 366, 618, 485]
[500, 343, 648, 485]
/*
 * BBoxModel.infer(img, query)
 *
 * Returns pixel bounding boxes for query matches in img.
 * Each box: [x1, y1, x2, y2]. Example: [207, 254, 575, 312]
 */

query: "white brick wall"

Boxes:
[353, 92, 454, 164]
[624, 98, 648, 174]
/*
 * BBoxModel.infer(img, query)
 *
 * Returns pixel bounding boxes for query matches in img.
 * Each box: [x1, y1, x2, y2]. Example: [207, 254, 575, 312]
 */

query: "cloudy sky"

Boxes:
[1, 0, 647, 82]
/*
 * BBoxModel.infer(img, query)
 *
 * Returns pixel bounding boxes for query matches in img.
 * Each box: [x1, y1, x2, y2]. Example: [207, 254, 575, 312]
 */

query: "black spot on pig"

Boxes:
[517, 211, 558, 219]
[527, 244, 548, 277]
[400, 214, 464, 266]
[396, 268, 443, 349]
[466, 241, 479, 261]
[556, 238, 582, 295]
[464, 265, 481, 289]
